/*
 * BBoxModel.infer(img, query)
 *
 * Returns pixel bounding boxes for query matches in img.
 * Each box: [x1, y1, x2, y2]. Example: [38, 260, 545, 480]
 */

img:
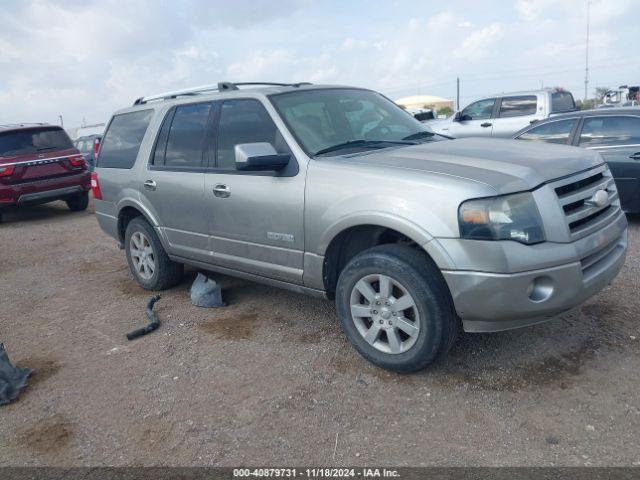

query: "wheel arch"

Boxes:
[116, 200, 168, 250]
[319, 216, 454, 299]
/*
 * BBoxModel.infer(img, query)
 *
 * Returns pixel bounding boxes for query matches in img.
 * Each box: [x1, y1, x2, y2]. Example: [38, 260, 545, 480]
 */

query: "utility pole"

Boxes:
[59, 115, 64, 128]
[456, 77, 460, 111]
[584, 0, 590, 102]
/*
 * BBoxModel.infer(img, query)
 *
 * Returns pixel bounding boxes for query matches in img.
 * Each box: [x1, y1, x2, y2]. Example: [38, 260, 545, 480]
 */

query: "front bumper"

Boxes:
[441, 213, 628, 332]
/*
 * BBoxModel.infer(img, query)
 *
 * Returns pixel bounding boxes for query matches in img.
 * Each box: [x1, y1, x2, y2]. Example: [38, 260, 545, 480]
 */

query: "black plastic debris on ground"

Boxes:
[126, 295, 162, 341]
[0, 343, 32, 406]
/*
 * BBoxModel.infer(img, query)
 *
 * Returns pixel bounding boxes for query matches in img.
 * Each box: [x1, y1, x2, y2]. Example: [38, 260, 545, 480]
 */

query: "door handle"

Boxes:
[213, 184, 230, 198]
[480, 122, 492, 128]
[630, 152, 640, 160]
[143, 179, 157, 191]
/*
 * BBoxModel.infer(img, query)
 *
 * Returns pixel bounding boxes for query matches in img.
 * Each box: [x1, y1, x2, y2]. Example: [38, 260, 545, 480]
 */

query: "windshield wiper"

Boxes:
[314, 139, 416, 156]
[402, 131, 435, 141]
[36, 146, 58, 151]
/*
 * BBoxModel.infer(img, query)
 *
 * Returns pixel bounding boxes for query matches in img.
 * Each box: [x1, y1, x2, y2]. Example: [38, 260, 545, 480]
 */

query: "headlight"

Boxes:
[458, 192, 545, 245]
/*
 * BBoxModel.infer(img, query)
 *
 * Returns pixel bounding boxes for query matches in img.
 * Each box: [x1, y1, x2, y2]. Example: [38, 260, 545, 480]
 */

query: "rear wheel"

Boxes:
[335, 244, 459, 373]
[66, 192, 89, 211]
[124, 217, 183, 290]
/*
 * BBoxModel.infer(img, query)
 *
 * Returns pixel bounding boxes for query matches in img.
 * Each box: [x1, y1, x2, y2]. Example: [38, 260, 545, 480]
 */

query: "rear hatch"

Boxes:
[0, 126, 85, 184]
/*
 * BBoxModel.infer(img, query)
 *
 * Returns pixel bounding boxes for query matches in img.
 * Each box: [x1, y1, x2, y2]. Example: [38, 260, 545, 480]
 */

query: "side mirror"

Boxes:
[235, 143, 290, 172]
[453, 111, 462, 121]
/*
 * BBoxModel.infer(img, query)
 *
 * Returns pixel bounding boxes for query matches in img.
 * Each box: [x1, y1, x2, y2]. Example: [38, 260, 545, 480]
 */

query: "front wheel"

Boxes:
[335, 244, 458, 373]
[124, 217, 183, 290]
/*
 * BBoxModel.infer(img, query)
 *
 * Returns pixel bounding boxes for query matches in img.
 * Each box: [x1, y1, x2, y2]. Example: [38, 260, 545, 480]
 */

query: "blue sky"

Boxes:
[0, 0, 638, 128]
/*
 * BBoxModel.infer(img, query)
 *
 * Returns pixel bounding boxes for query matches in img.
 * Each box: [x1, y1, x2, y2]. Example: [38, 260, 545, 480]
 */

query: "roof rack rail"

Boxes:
[133, 81, 312, 105]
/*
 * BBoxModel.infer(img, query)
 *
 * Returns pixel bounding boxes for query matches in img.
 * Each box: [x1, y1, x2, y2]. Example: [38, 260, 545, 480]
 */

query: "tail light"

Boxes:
[69, 154, 86, 168]
[0, 164, 15, 178]
[93, 137, 101, 161]
[91, 171, 103, 199]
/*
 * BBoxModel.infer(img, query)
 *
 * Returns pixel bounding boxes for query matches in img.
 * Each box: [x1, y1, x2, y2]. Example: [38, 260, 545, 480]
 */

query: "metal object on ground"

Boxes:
[191, 272, 225, 308]
[126, 295, 161, 341]
[0, 344, 32, 406]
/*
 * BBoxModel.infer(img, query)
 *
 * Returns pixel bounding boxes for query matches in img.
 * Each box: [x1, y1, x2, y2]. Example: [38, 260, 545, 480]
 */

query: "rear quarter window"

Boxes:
[98, 110, 153, 169]
[499, 96, 537, 117]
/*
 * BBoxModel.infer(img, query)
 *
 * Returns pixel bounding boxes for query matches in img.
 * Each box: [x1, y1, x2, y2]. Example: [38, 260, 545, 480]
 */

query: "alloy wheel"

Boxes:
[130, 231, 156, 280]
[349, 274, 421, 354]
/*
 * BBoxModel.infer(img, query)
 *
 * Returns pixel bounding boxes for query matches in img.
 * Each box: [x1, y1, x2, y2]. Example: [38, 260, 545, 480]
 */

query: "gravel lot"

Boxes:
[0, 200, 639, 467]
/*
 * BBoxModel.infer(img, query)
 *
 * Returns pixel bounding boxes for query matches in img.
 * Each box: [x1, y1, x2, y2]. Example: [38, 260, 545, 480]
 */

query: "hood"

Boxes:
[342, 138, 604, 194]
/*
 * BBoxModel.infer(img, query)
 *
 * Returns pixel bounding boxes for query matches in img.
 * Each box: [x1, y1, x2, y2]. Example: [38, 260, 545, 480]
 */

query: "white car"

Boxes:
[431, 88, 576, 138]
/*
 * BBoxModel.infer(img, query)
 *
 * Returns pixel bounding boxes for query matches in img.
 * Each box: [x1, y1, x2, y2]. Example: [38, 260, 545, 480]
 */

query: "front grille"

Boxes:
[552, 165, 621, 240]
[580, 234, 625, 283]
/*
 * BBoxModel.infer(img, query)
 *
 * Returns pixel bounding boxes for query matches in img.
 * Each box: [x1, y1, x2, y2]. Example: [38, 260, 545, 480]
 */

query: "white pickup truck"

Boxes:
[430, 88, 576, 138]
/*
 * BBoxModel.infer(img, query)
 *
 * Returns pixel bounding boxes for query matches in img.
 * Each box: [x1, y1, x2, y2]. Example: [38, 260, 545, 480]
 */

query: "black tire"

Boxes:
[335, 244, 459, 373]
[66, 192, 89, 211]
[124, 217, 183, 290]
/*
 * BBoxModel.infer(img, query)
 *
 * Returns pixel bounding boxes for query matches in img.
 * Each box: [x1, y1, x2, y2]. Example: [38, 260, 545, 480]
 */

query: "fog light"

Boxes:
[527, 276, 554, 302]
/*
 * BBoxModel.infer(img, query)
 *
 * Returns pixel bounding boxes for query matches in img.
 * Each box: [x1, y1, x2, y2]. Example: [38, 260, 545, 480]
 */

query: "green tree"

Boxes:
[437, 106, 453, 116]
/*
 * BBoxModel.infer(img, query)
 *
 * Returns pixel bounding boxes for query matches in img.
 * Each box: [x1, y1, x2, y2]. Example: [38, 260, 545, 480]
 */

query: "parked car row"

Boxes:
[92, 81, 627, 372]
[2, 80, 635, 373]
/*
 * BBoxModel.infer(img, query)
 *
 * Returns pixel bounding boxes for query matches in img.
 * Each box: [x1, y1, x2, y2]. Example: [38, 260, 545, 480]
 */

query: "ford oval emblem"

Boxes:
[587, 189, 609, 208]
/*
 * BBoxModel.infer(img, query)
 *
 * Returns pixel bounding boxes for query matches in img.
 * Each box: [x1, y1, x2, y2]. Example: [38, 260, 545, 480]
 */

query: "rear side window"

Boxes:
[517, 118, 576, 144]
[0, 127, 72, 157]
[579, 116, 640, 147]
[551, 91, 575, 113]
[499, 96, 537, 117]
[99, 110, 153, 169]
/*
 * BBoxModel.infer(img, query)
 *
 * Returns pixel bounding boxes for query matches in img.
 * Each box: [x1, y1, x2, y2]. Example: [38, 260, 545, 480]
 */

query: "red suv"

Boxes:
[0, 124, 91, 222]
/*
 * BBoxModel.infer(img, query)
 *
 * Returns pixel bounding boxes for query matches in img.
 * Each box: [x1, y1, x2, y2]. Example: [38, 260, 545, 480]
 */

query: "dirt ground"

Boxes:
[0, 200, 639, 467]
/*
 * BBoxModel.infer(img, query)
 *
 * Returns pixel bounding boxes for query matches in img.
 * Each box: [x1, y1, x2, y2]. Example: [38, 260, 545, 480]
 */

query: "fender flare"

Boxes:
[318, 212, 456, 270]
[115, 199, 171, 252]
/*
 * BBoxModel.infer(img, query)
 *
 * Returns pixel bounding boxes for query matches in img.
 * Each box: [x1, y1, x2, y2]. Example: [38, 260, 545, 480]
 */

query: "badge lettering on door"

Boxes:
[267, 232, 295, 243]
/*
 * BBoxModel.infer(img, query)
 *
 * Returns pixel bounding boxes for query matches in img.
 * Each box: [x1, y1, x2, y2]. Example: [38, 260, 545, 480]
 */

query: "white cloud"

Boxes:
[453, 23, 505, 60]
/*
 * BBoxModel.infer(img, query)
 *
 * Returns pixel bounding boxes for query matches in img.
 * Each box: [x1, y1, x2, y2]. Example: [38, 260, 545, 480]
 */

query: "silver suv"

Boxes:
[93, 82, 627, 372]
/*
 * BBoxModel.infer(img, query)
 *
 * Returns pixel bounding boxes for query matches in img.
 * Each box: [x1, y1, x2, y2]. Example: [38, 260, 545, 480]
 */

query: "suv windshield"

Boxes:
[269, 88, 441, 156]
[0, 127, 73, 157]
